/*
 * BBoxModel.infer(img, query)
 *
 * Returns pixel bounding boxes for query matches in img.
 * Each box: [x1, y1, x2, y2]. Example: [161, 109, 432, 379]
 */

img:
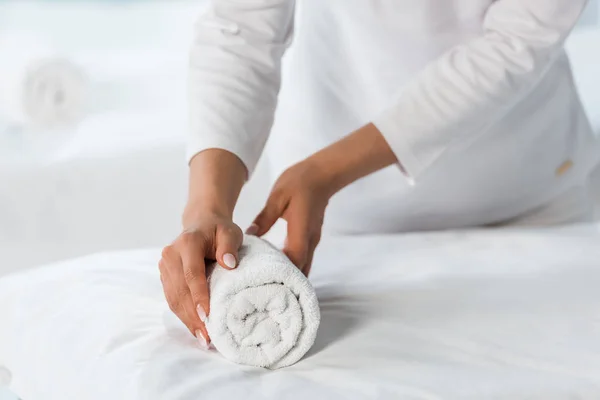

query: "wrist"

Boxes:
[182, 201, 232, 229]
[305, 123, 397, 195]
[184, 148, 246, 228]
[303, 152, 348, 197]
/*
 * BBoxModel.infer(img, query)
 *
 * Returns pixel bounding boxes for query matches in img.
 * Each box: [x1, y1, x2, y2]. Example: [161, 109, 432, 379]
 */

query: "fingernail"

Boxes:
[223, 253, 237, 269]
[246, 223, 259, 235]
[195, 330, 210, 350]
[197, 304, 207, 322]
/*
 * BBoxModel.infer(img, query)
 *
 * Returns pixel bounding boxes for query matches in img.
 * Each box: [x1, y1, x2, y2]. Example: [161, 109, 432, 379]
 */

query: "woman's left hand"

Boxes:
[248, 123, 398, 276]
[247, 160, 334, 276]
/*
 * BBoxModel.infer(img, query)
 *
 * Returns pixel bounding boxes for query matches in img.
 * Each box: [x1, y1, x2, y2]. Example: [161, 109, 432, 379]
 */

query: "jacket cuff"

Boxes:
[372, 106, 448, 184]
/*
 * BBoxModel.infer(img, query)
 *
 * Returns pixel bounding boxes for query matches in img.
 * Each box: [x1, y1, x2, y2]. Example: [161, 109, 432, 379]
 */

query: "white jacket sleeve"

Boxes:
[372, 0, 588, 181]
[187, 0, 295, 176]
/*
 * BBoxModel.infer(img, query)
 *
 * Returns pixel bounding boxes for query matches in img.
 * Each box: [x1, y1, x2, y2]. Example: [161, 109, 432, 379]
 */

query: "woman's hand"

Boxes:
[159, 148, 247, 349]
[159, 213, 243, 349]
[249, 160, 334, 276]
[249, 123, 398, 275]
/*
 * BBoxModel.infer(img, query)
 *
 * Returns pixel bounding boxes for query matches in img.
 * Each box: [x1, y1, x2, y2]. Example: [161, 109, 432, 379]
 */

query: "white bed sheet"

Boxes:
[2, 224, 600, 399]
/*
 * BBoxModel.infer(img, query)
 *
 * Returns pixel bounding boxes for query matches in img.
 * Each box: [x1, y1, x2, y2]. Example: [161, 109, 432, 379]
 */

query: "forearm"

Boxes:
[308, 123, 399, 196]
[184, 149, 247, 227]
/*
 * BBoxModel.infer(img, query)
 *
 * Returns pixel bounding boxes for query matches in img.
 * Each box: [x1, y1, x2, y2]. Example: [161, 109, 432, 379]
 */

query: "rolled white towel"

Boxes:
[0, 34, 88, 128]
[206, 235, 320, 369]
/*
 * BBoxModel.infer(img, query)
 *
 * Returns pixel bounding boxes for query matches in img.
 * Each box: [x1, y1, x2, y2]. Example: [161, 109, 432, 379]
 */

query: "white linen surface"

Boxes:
[2, 224, 600, 399]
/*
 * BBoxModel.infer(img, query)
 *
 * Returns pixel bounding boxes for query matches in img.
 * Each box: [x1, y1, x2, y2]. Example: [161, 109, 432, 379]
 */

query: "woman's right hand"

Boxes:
[159, 213, 243, 349]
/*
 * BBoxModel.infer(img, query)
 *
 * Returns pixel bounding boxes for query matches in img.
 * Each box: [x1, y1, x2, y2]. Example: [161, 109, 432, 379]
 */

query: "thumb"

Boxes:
[216, 224, 243, 270]
[249, 196, 285, 237]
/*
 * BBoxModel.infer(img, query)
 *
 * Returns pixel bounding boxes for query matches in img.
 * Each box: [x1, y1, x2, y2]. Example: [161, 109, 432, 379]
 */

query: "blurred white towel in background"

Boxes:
[0, 33, 88, 129]
[0, 366, 16, 400]
[0, 367, 10, 387]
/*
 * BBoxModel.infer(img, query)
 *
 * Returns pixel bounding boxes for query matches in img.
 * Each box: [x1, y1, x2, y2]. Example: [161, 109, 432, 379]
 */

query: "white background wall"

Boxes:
[579, 0, 599, 27]
[0, 1, 274, 274]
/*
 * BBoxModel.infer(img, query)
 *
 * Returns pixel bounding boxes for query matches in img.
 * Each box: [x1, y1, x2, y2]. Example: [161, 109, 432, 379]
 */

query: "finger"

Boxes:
[216, 224, 243, 270]
[303, 232, 321, 277]
[159, 258, 167, 283]
[165, 240, 210, 348]
[303, 256, 313, 277]
[159, 254, 208, 345]
[177, 233, 211, 329]
[161, 245, 180, 269]
[283, 211, 311, 270]
[250, 195, 286, 237]
[159, 260, 178, 313]
[176, 262, 212, 346]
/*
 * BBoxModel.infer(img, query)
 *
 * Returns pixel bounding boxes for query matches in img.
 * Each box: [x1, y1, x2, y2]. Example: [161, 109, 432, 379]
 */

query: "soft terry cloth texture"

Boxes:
[0, 34, 87, 128]
[206, 235, 320, 369]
